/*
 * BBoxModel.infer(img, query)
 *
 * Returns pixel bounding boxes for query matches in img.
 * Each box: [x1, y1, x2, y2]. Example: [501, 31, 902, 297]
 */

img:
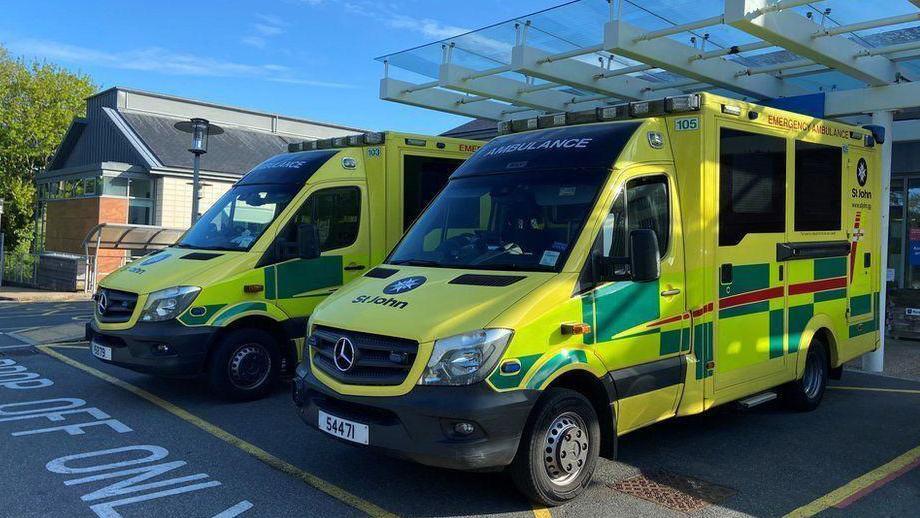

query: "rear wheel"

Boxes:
[207, 328, 280, 401]
[510, 388, 600, 506]
[784, 339, 828, 411]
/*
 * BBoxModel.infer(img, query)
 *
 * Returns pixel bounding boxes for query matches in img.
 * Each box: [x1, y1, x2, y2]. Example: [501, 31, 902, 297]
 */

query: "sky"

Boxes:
[0, 0, 567, 135]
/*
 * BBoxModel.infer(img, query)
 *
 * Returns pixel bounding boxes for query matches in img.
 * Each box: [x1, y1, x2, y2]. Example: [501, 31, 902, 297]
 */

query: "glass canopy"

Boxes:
[377, 0, 920, 119]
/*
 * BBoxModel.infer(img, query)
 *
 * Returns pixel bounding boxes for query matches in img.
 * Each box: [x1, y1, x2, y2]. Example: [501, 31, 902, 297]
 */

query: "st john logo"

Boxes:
[383, 276, 426, 295]
[856, 158, 868, 187]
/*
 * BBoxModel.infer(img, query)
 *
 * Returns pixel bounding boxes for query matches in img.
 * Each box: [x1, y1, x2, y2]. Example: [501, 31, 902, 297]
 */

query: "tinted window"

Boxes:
[289, 187, 361, 251]
[402, 155, 464, 229]
[795, 141, 842, 231]
[719, 128, 786, 246]
[594, 176, 670, 259]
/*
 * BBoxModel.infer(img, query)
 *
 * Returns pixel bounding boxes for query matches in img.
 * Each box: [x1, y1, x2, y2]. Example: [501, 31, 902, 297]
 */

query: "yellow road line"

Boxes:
[531, 504, 552, 518]
[36, 345, 397, 518]
[784, 444, 920, 517]
[829, 386, 920, 395]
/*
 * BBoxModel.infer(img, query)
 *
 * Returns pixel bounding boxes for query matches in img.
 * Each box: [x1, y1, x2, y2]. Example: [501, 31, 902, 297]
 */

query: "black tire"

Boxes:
[510, 388, 601, 506]
[784, 339, 829, 412]
[207, 328, 280, 402]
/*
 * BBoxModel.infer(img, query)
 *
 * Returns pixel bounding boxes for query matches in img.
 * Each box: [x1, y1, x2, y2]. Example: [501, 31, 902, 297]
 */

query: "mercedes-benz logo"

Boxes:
[332, 337, 356, 372]
[96, 291, 109, 314]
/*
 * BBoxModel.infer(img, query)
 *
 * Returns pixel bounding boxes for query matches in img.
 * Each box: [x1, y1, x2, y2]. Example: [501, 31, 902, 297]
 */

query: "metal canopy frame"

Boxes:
[82, 223, 185, 293]
[378, 0, 920, 120]
[377, 0, 920, 374]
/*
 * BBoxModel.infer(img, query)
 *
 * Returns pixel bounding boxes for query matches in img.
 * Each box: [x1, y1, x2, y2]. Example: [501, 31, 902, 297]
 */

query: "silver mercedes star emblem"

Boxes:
[333, 337, 356, 372]
[97, 291, 109, 314]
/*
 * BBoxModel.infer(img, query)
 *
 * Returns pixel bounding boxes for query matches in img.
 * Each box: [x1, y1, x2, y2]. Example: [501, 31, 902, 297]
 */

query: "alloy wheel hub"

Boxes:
[543, 412, 589, 485]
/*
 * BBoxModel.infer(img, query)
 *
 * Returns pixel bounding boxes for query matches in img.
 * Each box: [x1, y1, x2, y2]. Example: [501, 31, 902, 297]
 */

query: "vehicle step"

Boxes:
[737, 392, 778, 408]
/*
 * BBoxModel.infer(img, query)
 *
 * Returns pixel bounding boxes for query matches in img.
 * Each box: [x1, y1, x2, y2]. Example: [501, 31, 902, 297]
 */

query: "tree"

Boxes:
[0, 45, 95, 251]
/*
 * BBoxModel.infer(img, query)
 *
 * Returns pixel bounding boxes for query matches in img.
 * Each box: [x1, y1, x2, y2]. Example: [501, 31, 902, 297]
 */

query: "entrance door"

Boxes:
[713, 126, 788, 393]
[270, 183, 370, 318]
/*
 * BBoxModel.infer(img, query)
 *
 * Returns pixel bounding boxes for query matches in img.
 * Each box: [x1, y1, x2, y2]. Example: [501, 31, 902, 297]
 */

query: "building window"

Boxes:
[129, 178, 153, 199]
[103, 178, 129, 196]
[795, 141, 841, 232]
[719, 128, 787, 247]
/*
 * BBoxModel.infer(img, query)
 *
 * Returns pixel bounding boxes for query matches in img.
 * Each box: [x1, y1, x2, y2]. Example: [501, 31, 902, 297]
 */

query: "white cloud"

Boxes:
[241, 36, 267, 48]
[5, 37, 355, 89]
[254, 23, 284, 36]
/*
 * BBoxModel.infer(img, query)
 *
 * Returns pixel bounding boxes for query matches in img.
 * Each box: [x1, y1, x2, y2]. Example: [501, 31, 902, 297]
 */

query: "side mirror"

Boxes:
[629, 229, 660, 282]
[297, 223, 321, 260]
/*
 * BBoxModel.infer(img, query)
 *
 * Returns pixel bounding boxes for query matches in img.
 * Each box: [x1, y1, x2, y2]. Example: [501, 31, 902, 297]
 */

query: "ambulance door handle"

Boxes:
[661, 289, 681, 297]
[344, 264, 366, 271]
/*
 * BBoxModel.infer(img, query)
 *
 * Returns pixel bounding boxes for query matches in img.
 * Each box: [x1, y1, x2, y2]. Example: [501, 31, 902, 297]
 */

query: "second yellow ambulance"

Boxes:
[292, 93, 882, 505]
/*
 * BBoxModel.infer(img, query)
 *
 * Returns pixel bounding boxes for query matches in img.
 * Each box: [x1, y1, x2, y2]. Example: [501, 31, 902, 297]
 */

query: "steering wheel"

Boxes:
[436, 233, 478, 261]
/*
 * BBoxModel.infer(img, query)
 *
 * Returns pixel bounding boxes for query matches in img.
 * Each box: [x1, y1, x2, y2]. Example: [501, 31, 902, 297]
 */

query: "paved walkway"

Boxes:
[0, 286, 92, 302]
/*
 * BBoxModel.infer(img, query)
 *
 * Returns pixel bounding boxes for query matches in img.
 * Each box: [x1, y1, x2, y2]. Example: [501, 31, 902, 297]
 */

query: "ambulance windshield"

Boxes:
[178, 183, 298, 251]
[388, 169, 608, 272]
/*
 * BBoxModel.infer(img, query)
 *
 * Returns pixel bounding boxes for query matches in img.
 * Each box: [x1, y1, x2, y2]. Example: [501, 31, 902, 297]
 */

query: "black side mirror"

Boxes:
[297, 223, 321, 260]
[629, 229, 660, 282]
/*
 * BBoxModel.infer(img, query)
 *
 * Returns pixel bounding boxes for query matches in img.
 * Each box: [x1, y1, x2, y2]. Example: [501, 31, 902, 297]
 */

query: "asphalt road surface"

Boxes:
[0, 301, 917, 517]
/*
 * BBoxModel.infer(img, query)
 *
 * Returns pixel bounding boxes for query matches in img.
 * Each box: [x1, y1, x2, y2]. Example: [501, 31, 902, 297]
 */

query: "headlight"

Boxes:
[138, 286, 200, 322]
[420, 328, 513, 386]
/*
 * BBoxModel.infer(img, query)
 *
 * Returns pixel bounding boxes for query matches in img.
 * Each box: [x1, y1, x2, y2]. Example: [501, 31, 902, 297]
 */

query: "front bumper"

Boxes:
[86, 320, 217, 376]
[292, 363, 539, 471]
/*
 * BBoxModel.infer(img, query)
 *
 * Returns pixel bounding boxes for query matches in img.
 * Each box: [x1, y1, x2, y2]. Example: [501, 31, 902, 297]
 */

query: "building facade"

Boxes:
[36, 87, 363, 275]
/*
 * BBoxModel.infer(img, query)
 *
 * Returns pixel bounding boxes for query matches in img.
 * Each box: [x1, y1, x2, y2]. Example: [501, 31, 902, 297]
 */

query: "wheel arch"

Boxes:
[544, 369, 617, 460]
[208, 315, 296, 370]
[795, 314, 839, 379]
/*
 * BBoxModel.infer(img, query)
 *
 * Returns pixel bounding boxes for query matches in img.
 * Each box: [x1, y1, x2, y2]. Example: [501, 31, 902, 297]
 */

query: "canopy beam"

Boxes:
[725, 0, 900, 86]
[512, 45, 684, 101]
[604, 19, 803, 99]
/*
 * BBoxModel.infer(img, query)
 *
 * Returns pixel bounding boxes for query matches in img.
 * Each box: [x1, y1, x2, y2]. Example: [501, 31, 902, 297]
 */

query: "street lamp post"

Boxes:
[174, 118, 224, 224]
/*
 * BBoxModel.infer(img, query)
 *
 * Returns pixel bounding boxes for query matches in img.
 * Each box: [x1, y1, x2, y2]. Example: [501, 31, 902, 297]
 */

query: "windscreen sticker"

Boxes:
[559, 186, 577, 196]
[540, 250, 561, 267]
[231, 230, 255, 248]
[551, 241, 568, 252]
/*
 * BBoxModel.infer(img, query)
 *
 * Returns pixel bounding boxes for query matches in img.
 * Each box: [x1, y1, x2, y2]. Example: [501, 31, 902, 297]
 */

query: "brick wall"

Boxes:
[44, 196, 128, 277]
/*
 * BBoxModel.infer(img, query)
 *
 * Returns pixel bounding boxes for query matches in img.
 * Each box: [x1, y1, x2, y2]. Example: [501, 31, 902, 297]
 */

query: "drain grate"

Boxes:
[610, 469, 735, 513]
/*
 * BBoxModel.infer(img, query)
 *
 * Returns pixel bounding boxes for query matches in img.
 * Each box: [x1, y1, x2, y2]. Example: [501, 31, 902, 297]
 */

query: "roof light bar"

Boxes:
[497, 94, 701, 135]
[288, 132, 387, 153]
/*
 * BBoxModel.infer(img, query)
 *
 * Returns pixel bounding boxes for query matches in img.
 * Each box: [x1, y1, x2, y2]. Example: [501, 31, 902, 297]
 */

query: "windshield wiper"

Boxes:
[389, 259, 443, 267]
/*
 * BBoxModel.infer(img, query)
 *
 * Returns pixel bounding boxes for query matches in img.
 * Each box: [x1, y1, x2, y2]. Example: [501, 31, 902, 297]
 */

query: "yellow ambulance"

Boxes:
[88, 132, 480, 400]
[292, 93, 883, 505]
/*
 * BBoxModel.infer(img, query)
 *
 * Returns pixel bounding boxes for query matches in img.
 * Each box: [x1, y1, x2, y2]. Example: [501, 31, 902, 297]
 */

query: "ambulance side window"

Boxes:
[596, 176, 670, 259]
[794, 141, 842, 231]
[286, 186, 361, 251]
[719, 128, 786, 246]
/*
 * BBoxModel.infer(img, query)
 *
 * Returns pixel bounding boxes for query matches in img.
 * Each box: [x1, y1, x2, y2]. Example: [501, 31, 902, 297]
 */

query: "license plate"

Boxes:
[91, 342, 112, 361]
[318, 410, 368, 445]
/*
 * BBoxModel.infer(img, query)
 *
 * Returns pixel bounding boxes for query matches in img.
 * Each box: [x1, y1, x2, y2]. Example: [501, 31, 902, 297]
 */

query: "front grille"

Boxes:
[95, 288, 138, 323]
[310, 326, 418, 386]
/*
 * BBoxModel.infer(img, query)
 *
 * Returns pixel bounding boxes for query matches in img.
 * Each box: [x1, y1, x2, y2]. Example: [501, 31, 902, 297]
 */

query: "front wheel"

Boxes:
[510, 388, 600, 506]
[207, 328, 280, 401]
[784, 339, 828, 411]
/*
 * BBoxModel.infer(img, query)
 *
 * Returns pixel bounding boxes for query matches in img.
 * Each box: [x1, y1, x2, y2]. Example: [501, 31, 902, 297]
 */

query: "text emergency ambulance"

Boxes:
[87, 132, 480, 400]
[292, 93, 883, 505]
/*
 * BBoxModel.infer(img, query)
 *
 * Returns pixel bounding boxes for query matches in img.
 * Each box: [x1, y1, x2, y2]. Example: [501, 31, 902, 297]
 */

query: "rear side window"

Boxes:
[795, 141, 842, 232]
[719, 128, 786, 247]
[402, 155, 464, 230]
